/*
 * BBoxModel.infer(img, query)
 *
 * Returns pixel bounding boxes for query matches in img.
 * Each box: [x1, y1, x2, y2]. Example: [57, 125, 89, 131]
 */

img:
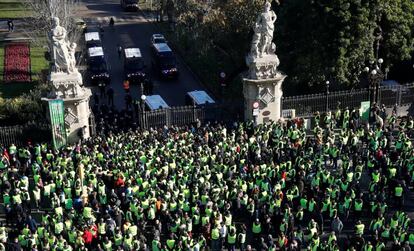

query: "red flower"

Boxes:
[4, 42, 31, 82]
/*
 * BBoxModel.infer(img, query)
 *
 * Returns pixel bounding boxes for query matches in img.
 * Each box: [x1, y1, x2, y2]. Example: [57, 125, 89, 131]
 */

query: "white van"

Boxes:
[144, 95, 170, 110]
[186, 90, 215, 106]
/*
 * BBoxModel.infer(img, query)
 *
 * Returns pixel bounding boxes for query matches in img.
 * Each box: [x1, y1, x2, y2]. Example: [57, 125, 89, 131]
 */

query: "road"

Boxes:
[77, 0, 206, 109]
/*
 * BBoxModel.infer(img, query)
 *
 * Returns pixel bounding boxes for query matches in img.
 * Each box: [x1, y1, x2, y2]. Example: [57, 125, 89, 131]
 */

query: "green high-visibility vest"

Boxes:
[252, 223, 262, 234]
[201, 216, 209, 226]
[372, 173, 380, 183]
[68, 231, 76, 243]
[98, 223, 106, 234]
[166, 239, 175, 249]
[114, 234, 123, 246]
[55, 222, 64, 234]
[356, 224, 364, 235]
[238, 233, 246, 243]
[83, 207, 92, 218]
[227, 233, 236, 244]
[13, 194, 21, 204]
[211, 228, 220, 240]
[363, 244, 373, 251]
[124, 236, 133, 248]
[3, 194, 10, 205]
[308, 200, 315, 212]
[390, 218, 398, 229]
[103, 241, 112, 251]
[409, 233, 414, 245]
[395, 186, 403, 197]
[152, 240, 160, 251]
[193, 215, 200, 225]
[354, 200, 363, 211]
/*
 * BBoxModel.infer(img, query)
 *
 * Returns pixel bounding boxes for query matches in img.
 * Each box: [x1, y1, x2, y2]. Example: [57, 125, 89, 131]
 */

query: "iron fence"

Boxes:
[140, 102, 243, 129]
[0, 123, 52, 147]
[282, 83, 414, 117]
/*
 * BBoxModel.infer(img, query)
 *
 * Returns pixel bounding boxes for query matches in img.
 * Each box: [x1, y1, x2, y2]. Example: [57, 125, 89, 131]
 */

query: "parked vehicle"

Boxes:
[144, 95, 170, 111]
[87, 47, 110, 85]
[150, 34, 167, 45]
[123, 48, 147, 84]
[121, 0, 138, 11]
[185, 90, 215, 106]
[85, 32, 102, 49]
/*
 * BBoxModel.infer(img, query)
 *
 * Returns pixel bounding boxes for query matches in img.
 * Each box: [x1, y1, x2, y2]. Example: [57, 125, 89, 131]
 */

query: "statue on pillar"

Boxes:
[50, 17, 78, 73]
[251, 1, 277, 58]
[246, 1, 281, 80]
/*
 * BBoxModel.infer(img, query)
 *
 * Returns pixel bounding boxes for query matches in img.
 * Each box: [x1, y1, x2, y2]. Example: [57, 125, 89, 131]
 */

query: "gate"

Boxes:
[140, 102, 243, 129]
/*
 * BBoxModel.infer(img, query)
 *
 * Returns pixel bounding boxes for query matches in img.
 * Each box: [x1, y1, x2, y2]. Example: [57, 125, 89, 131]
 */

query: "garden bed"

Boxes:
[4, 42, 30, 82]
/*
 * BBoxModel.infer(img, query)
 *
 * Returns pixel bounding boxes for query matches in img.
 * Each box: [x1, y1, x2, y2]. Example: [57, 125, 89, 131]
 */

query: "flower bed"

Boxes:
[3, 42, 31, 82]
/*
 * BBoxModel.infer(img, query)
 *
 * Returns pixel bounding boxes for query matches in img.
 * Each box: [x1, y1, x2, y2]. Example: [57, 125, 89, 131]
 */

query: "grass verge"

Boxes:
[0, 0, 29, 19]
[30, 45, 48, 81]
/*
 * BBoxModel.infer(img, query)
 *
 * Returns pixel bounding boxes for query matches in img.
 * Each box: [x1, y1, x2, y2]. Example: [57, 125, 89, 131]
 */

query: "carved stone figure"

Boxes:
[68, 42, 78, 73]
[253, 1, 277, 57]
[50, 17, 72, 73]
[250, 24, 262, 58]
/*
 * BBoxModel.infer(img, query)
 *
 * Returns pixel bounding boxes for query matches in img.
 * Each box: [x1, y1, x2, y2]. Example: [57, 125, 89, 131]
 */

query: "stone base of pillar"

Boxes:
[243, 72, 286, 124]
[48, 71, 92, 144]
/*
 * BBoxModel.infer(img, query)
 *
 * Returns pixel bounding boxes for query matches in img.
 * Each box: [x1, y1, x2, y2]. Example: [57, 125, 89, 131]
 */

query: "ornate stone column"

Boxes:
[243, 2, 286, 124]
[46, 17, 92, 144]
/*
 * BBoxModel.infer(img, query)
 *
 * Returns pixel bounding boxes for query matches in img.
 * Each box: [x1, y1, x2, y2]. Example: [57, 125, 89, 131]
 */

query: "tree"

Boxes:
[277, 0, 414, 93]
[23, 0, 81, 46]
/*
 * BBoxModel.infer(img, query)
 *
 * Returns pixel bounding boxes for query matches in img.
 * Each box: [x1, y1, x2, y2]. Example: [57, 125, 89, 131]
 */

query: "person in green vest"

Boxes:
[394, 183, 404, 209]
[166, 233, 177, 250]
[102, 236, 112, 251]
[227, 226, 237, 251]
[152, 236, 161, 251]
[355, 220, 365, 236]
[252, 218, 262, 245]
[237, 224, 247, 251]
[211, 224, 221, 251]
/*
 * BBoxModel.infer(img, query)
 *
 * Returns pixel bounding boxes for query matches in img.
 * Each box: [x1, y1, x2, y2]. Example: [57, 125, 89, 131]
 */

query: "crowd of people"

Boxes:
[0, 105, 413, 251]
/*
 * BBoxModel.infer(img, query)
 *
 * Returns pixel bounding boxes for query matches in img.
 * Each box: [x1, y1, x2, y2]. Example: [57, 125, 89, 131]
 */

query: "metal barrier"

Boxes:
[282, 83, 414, 117]
[140, 102, 243, 129]
[0, 123, 52, 146]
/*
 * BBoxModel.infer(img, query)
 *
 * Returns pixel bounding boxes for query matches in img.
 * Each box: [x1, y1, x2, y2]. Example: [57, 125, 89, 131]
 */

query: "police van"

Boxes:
[123, 48, 147, 84]
[121, 0, 138, 11]
[151, 36, 178, 79]
[87, 47, 110, 85]
[185, 90, 215, 106]
[85, 31, 102, 49]
[144, 95, 170, 111]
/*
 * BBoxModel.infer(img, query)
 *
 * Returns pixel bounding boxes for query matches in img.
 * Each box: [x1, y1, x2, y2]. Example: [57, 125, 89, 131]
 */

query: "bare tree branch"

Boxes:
[22, 0, 82, 48]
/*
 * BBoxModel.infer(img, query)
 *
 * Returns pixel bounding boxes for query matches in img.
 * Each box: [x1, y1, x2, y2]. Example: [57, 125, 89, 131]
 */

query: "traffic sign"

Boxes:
[253, 108, 259, 116]
[253, 101, 259, 109]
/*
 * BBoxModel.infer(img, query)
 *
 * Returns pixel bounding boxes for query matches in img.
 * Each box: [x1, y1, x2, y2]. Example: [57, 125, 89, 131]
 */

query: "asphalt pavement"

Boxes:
[77, 0, 205, 109]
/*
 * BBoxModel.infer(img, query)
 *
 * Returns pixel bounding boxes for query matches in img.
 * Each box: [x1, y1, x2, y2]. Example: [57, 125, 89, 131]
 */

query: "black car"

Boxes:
[123, 48, 147, 84]
[87, 47, 110, 85]
[121, 0, 138, 11]
[152, 43, 178, 79]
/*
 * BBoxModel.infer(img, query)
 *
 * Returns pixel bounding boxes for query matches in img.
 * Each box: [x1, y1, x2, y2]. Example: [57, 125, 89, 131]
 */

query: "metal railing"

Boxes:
[140, 102, 243, 129]
[0, 123, 52, 146]
[282, 83, 414, 117]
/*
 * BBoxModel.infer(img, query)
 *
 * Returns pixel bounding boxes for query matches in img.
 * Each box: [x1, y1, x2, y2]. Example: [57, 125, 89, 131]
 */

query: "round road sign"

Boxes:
[253, 101, 259, 109]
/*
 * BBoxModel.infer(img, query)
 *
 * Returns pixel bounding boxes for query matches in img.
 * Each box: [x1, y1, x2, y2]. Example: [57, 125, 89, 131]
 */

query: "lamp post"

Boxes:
[140, 94, 146, 129]
[325, 80, 330, 112]
[364, 58, 384, 105]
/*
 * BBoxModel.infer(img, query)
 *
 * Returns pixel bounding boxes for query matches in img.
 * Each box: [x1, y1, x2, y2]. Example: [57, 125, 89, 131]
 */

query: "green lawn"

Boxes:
[0, 42, 48, 98]
[0, 0, 29, 19]
[30, 46, 48, 81]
